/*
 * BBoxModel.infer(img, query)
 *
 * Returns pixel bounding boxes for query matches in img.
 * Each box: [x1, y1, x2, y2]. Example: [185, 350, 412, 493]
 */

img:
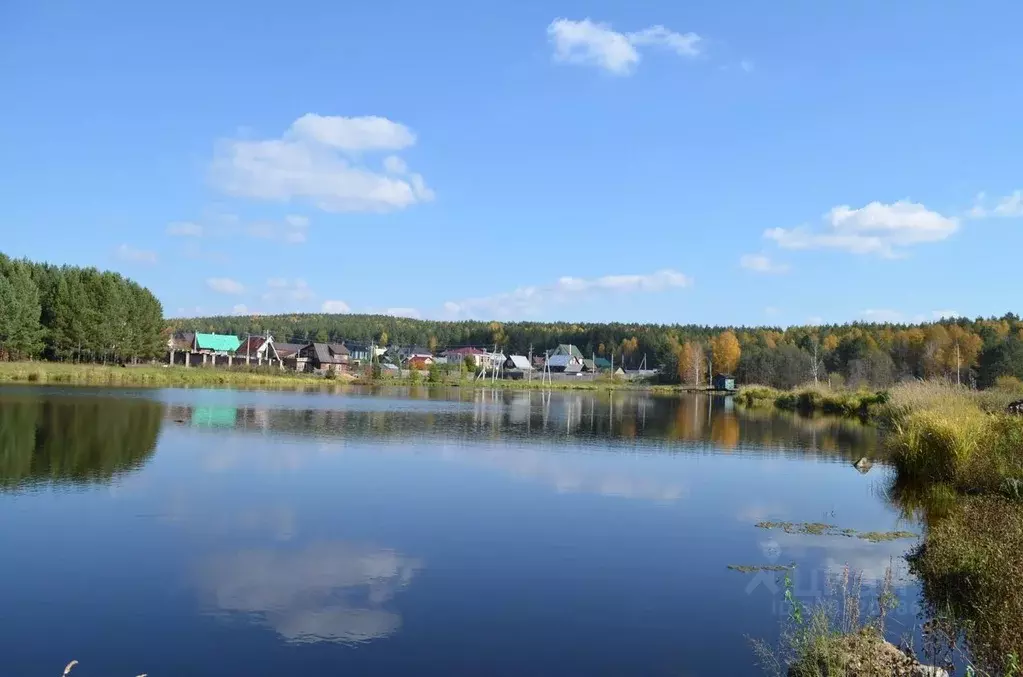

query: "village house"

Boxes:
[167, 331, 195, 366]
[167, 331, 283, 368]
[299, 342, 349, 372]
[273, 343, 308, 372]
[503, 355, 533, 379]
[344, 341, 371, 364]
[407, 355, 434, 370]
[444, 346, 486, 368]
[237, 335, 283, 366]
[545, 344, 584, 373]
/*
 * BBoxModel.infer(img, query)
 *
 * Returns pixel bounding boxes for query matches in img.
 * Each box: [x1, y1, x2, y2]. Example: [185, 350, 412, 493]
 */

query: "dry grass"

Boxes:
[908, 496, 1023, 675]
[882, 382, 1023, 494]
[749, 564, 929, 676]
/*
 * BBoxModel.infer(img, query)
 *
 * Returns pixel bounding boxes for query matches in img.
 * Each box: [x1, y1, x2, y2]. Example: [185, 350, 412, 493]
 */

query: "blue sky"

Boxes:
[2, 1, 1021, 326]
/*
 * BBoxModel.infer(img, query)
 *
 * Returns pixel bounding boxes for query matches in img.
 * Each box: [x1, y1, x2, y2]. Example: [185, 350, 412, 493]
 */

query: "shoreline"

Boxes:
[0, 361, 731, 394]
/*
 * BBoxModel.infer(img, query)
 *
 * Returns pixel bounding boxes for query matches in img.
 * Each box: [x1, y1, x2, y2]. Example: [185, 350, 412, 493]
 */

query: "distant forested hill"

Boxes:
[170, 311, 1023, 389]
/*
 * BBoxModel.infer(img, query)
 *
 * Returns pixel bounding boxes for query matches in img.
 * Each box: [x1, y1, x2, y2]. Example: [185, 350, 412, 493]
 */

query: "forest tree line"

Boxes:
[171, 311, 1023, 389]
[0, 253, 164, 363]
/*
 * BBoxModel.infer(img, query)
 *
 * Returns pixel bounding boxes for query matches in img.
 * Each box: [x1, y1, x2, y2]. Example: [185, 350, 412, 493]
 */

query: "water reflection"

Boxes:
[164, 389, 879, 459]
[199, 542, 421, 645]
[0, 392, 163, 489]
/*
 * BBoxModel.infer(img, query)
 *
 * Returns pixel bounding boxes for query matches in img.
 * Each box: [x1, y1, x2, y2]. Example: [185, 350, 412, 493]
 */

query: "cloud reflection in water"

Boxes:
[199, 542, 421, 645]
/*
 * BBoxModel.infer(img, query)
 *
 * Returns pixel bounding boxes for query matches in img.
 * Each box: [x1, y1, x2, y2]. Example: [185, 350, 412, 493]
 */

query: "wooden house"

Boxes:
[300, 343, 349, 372]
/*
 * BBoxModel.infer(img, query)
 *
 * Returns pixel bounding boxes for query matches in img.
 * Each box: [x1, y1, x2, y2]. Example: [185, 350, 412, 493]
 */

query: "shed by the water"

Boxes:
[713, 374, 736, 391]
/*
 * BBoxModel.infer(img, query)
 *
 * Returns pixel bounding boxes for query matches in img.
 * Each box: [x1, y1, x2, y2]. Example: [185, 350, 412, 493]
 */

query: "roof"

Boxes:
[311, 343, 345, 364]
[564, 363, 583, 374]
[237, 336, 266, 355]
[275, 342, 305, 358]
[552, 344, 584, 359]
[195, 332, 242, 353]
[408, 355, 434, 365]
[594, 357, 612, 369]
[547, 354, 577, 368]
[168, 331, 194, 351]
[327, 342, 350, 356]
[582, 359, 596, 370]
[445, 346, 485, 356]
[506, 355, 532, 370]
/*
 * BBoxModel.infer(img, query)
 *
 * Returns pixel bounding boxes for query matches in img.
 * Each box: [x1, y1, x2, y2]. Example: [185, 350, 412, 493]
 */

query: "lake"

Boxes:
[0, 386, 923, 676]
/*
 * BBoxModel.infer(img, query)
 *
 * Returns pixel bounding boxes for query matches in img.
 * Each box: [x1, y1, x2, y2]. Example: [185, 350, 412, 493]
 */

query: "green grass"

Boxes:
[0, 361, 333, 388]
[0, 361, 666, 393]
[736, 384, 889, 417]
[728, 564, 795, 573]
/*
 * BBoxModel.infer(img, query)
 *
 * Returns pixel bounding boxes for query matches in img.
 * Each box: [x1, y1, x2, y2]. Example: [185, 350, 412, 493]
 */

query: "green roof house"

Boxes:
[194, 332, 242, 354]
[550, 344, 584, 360]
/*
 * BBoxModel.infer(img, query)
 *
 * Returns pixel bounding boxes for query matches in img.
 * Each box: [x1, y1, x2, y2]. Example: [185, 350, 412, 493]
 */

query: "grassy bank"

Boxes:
[736, 384, 889, 417]
[0, 361, 666, 392]
[0, 361, 334, 388]
[881, 382, 1023, 497]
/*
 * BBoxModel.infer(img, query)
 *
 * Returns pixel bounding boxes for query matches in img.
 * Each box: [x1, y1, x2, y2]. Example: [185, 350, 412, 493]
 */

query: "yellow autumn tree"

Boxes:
[677, 341, 704, 385]
[710, 331, 741, 375]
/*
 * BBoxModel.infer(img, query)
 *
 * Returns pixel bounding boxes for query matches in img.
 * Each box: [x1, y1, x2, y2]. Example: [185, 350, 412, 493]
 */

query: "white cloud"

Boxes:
[626, 25, 702, 57]
[765, 200, 958, 258]
[931, 309, 961, 320]
[262, 278, 313, 303]
[322, 300, 351, 314]
[547, 18, 702, 75]
[443, 269, 690, 319]
[206, 277, 245, 295]
[210, 114, 433, 213]
[289, 114, 415, 151]
[740, 253, 789, 274]
[969, 190, 1023, 219]
[806, 316, 825, 326]
[247, 215, 309, 244]
[862, 309, 904, 323]
[115, 244, 157, 264]
[232, 304, 249, 315]
[995, 190, 1023, 217]
[167, 221, 204, 237]
[764, 306, 780, 316]
[740, 59, 754, 73]
[383, 155, 407, 174]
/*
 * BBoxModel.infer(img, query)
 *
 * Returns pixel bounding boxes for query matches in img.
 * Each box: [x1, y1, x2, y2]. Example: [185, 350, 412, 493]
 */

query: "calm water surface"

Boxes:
[0, 386, 922, 676]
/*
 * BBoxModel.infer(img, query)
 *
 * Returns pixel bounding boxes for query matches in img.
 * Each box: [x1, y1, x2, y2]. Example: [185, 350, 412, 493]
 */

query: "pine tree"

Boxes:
[0, 275, 15, 360]
[4, 262, 44, 358]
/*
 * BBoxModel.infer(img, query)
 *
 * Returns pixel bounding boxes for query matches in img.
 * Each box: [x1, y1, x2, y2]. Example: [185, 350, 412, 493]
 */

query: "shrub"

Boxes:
[994, 375, 1023, 393]
[887, 406, 987, 484]
[908, 497, 1023, 674]
[735, 385, 780, 408]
